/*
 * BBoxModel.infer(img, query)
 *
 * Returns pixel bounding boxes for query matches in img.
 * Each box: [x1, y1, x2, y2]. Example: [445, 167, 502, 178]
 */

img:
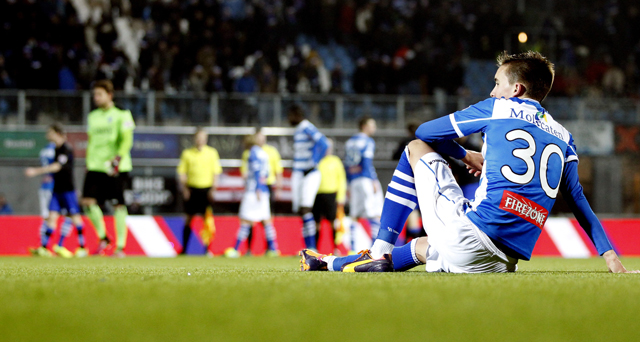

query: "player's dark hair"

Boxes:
[359, 116, 373, 131]
[49, 123, 65, 135]
[406, 122, 420, 135]
[92, 79, 114, 94]
[288, 104, 305, 122]
[496, 51, 555, 102]
[243, 134, 257, 149]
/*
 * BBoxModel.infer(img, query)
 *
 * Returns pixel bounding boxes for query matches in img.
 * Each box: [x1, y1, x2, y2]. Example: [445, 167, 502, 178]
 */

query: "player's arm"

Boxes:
[305, 127, 328, 166]
[362, 140, 380, 192]
[415, 99, 494, 173]
[272, 148, 284, 195]
[560, 161, 639, 273]
[112, 111, 135, 174]
[212, 149, 222, 191]
[240, 149, 250, 180]
[177, 151, 190, 199]
[336, 159, 347, 205]
[25, 163, 62, 177]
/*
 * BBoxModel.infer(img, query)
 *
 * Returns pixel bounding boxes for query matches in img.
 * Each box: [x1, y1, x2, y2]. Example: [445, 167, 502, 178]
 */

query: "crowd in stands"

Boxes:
[0, 0, 639, 98]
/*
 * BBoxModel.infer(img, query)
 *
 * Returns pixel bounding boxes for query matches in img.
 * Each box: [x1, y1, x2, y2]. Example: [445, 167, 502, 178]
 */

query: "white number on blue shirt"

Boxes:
[500, 129, 565, 199]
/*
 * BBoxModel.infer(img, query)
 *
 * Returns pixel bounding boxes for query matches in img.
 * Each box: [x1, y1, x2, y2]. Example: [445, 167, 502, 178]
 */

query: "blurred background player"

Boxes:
[240, 127, 283, 254]
[177, 128, 222, 255]
[81, 80, 135, 257]
[288, 104, 328, 250]
[392, 122, 424, 243]
[313, 139, 347, 252]
[35, 136, 75, 256]
[344, 116, 383, 242]
[0, 193, 12, 215]
[225, 135, 280, 257]
[25, 124, 87, 258]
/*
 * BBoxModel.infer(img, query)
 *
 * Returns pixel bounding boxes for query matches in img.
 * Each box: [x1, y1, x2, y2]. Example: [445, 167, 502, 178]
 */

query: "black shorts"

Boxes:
[82, 171, 130, 206]
[185, 187, 212, 215]
[312, 193, 337, 223]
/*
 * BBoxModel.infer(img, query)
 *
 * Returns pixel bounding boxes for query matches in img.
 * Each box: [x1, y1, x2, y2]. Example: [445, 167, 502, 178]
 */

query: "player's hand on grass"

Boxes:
[462, 150, 484, 177]
[603, 250, 640, 273]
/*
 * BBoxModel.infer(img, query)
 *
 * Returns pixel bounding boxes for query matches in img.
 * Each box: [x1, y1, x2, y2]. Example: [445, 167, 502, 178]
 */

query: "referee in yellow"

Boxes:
[240, 128, 283, 252]
[177, 128, 222, 255]
[313, 139, 346, 250]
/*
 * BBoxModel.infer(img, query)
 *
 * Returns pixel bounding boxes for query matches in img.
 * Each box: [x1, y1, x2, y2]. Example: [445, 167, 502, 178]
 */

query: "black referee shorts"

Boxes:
[312, 193, 337, 223]
[82, 171, 131, 206]
[185, 187, 212, 216]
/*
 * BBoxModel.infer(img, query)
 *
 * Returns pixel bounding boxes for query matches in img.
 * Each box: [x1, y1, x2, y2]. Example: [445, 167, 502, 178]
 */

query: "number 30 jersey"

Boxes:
[417, 97, 611, 260]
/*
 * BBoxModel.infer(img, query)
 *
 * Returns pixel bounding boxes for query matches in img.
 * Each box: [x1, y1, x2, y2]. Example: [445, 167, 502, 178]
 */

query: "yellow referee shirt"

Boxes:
[240, 144, 283, 185]
[317, 155, 347, 203]
[177, 145, 223, 188]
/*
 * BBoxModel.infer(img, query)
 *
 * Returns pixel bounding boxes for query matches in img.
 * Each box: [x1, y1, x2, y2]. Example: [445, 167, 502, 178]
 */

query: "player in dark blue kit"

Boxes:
[301, 51, 638, 273]
[26, 124, 87, 258]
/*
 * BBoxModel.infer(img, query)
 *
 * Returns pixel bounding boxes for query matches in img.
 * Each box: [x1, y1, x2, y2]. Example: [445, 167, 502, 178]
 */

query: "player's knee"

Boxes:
[300, 207, 312, 215]
[81, 198, 96, 207]
[407, 139, 434, 169]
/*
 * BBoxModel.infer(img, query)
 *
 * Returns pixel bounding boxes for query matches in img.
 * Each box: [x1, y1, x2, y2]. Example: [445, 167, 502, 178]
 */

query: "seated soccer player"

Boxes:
[26, 124, 87, 258]
[301, 51, 638, 274]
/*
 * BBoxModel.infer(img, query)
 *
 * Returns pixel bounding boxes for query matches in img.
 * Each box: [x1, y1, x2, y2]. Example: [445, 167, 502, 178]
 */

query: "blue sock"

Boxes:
[377, 148, 418, 245]
[391, 239, 422, 272]
[58, 218, 73, 246]
[76, 224, 85, 248]
[235, 223, 252, 250]
[40, 222, 54, 247]
[264, 223, 278, 251]
[331, 254, 363, 271]
[302, 213, 317, 249]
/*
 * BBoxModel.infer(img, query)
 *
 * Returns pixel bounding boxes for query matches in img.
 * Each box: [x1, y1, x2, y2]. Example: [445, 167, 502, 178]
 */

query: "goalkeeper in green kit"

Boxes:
[81, 80, 135, 257]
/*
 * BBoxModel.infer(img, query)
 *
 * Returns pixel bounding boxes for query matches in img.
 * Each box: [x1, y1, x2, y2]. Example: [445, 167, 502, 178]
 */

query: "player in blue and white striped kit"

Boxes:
[301, 51, 638, 273]
[344, 116, 383, 241]
[226, 134, 280, 257]
[288, 105, 328, 250]
[33, 141, 76, 257]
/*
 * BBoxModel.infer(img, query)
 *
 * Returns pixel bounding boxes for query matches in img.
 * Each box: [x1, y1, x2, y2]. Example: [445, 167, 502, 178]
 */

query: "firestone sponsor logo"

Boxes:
[499, 190, 548, 229]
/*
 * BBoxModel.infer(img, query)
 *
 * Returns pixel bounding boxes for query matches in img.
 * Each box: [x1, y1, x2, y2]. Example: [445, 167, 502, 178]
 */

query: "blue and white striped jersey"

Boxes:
[293, 119, 328, 172]
[39, 142, 56, 191]
[416, 97, 612, 260]
[344, 132, 377, 182]
[246, 145, 270, 194]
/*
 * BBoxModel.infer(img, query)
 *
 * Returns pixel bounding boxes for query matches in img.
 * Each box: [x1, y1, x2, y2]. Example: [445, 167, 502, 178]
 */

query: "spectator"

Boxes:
[0, 193, 13, 215]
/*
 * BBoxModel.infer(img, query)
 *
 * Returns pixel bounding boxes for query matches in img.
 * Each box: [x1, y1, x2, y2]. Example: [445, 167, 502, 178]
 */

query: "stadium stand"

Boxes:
[0, 0, 639, 99]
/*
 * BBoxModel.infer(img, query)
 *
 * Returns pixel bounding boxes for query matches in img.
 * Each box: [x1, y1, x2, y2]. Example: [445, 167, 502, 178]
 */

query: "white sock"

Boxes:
[370, 240, 394, 259]
[323, 256, 337, 271]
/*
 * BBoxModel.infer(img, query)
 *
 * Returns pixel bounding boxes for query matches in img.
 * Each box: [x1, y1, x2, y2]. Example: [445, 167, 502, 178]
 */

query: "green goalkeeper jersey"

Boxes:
[86, 105, 136, 173]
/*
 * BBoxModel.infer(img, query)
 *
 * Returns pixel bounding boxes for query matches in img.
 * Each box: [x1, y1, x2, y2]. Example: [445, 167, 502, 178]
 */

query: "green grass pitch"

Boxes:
[1, 257, 639, 342]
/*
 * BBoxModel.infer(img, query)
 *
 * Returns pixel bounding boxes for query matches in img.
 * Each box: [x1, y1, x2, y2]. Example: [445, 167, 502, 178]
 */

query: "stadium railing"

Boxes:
[2, 90, 639, 128]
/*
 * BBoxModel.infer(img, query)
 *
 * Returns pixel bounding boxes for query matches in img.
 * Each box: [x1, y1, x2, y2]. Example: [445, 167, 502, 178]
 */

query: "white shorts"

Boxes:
[349, 177, 383, 218]
[239, 191, 271, 222]
[39, 189, 52, 218]
[291, 170, 321, 213]
[415, 152, 518, 273]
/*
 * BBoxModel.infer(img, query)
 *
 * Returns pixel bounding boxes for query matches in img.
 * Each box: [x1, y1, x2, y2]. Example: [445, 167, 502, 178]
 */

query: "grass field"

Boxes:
[1, 257, 639, 342]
